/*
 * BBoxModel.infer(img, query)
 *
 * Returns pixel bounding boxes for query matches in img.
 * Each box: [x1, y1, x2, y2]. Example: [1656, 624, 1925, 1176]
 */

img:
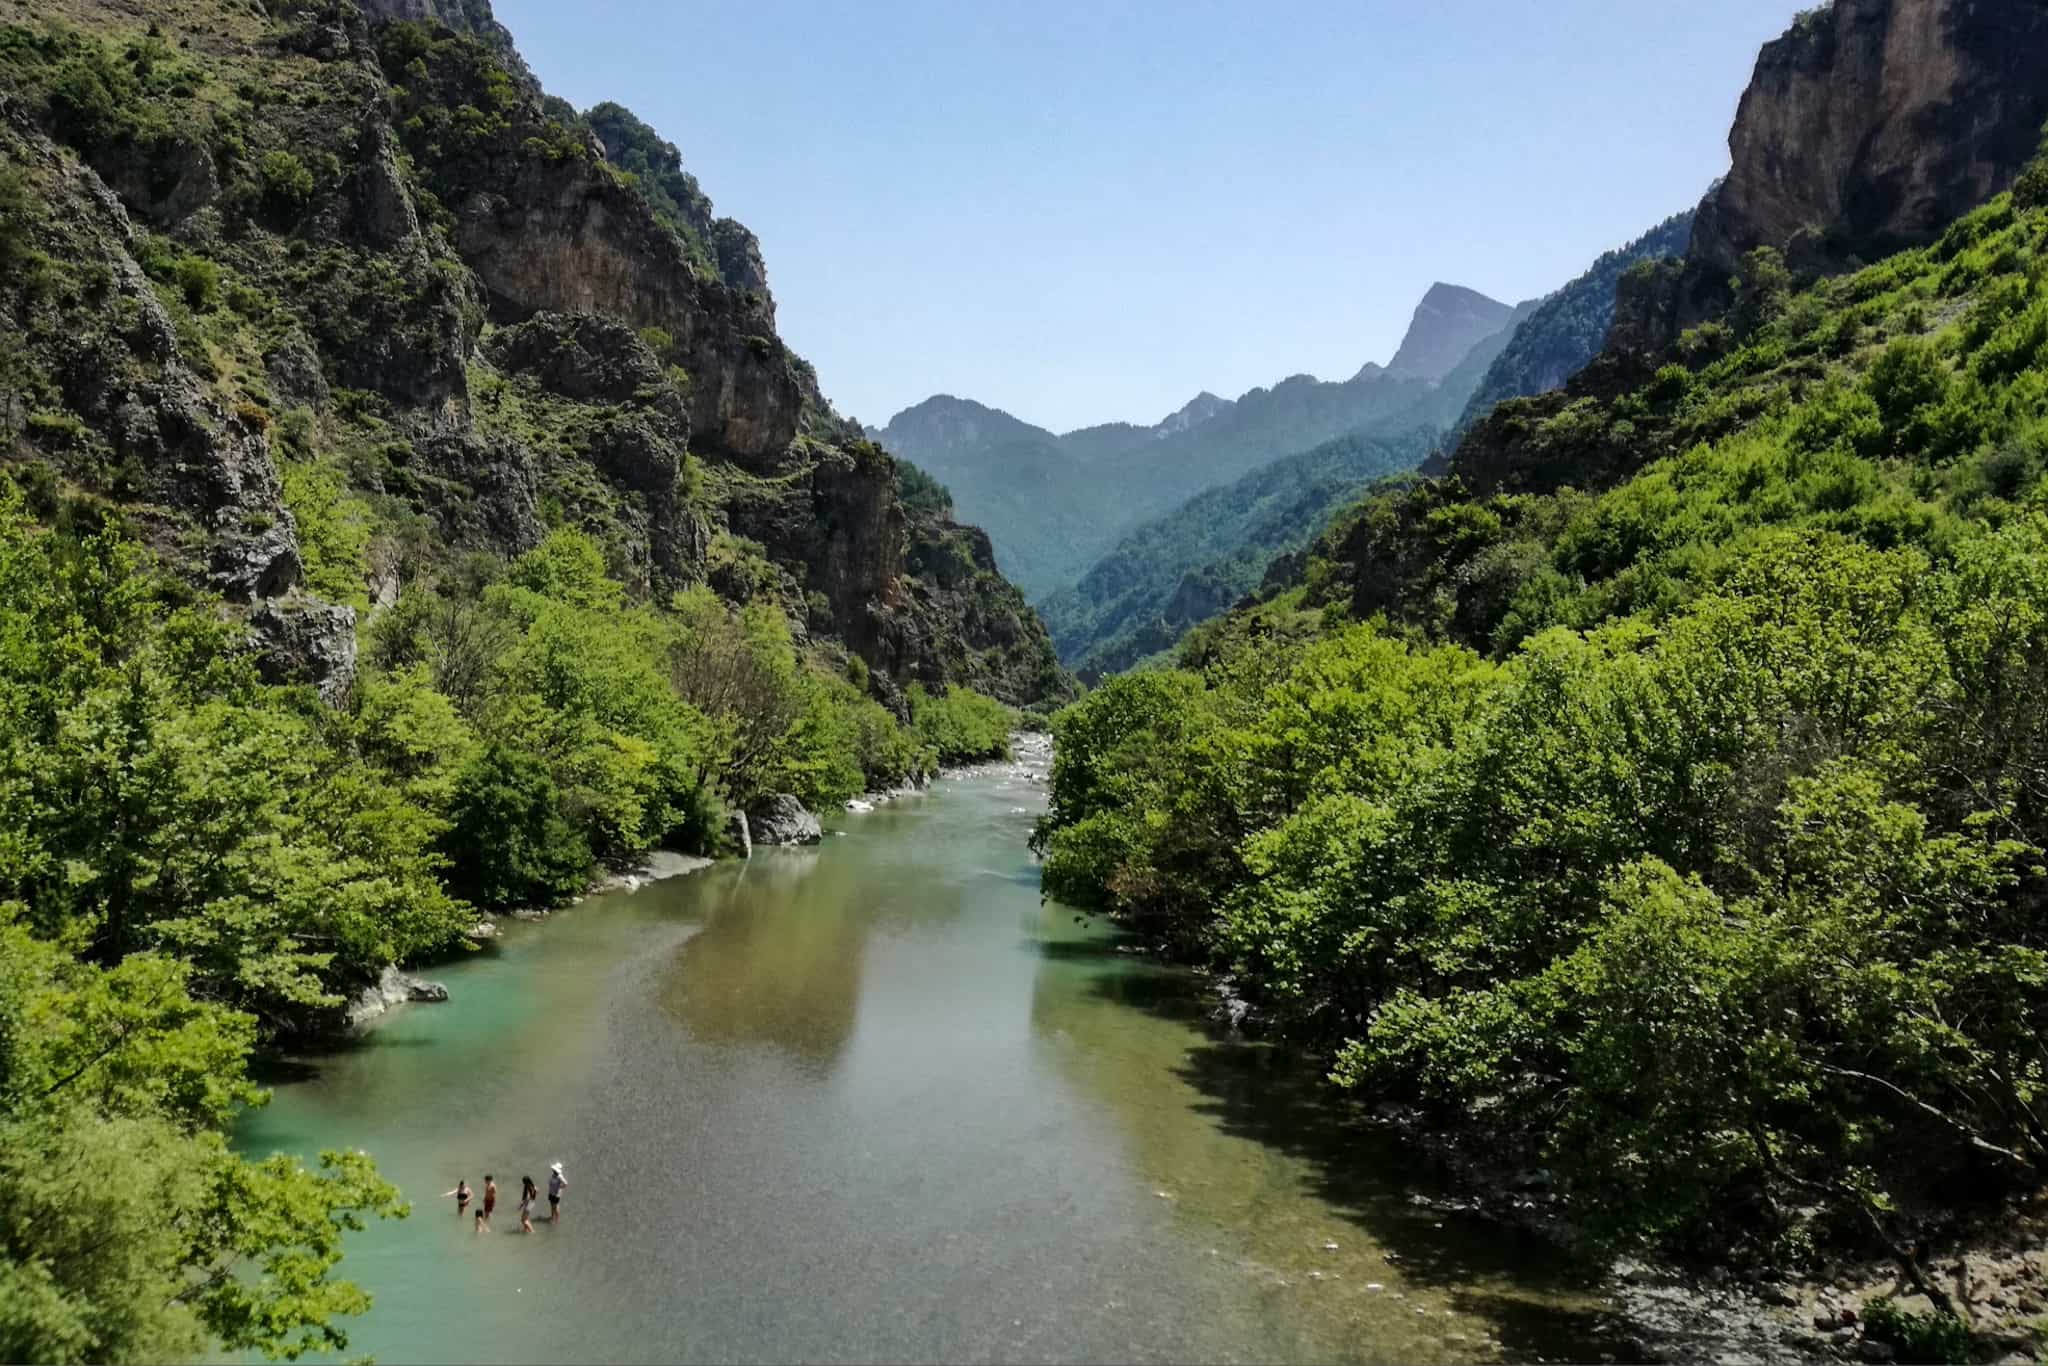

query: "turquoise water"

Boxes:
[236, 757, 1621, 1364]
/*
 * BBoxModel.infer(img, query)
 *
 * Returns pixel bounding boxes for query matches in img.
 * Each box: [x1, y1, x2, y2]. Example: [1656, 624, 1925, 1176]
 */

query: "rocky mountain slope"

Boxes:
[0, 0, 1066, 708]
[874, 282, 1514, 599]
[1690, 0, 2048, 277]
[1029, 293, 1556, 679]
[1452, 209, 1695, 436]
[1383, 282, 1518, 380]
[1448, 0, 2048, 502]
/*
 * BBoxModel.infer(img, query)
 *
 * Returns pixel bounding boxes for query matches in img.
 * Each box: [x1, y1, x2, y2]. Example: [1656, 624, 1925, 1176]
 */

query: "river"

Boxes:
[236, 745, 1625, 1364]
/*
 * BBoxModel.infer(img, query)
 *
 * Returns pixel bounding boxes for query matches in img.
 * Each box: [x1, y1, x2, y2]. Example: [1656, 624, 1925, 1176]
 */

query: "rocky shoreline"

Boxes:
[344, 848, 717, 1029]
[1165, 968, 2048, 1365]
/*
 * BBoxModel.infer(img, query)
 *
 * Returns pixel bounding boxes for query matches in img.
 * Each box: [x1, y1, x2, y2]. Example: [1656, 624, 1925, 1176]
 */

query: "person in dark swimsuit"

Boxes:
[482, 1174, 497, 1228]
[443, 1179, 472, 1215]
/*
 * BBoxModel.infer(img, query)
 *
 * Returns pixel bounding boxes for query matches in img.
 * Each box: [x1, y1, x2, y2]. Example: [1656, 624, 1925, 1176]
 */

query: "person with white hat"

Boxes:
[546, 1162, 567, 1221]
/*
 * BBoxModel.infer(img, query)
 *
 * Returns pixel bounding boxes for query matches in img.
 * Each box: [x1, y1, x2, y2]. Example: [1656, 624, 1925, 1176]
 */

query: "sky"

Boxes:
[492, 0, 1806, 433]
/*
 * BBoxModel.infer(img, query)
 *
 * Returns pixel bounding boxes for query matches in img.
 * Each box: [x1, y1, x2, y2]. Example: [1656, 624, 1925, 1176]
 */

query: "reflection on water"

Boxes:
[234, 761, 1623, 1365]
[658, 850, 867, 1068]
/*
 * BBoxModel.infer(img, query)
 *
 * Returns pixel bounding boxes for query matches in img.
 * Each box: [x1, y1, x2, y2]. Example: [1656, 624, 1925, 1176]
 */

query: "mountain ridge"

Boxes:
[871, 281, 1511, 597]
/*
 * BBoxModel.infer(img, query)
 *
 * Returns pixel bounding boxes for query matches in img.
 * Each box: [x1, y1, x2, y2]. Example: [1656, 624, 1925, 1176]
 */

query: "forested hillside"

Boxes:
[1453, 209, 1695, 436]
[1036, 173, 2048, 1324]
[0, 1, 1051, 1358]
[1039, 427, 1435, 680]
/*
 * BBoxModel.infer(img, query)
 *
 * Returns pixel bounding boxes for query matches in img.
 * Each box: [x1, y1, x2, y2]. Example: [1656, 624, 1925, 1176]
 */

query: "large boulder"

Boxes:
[746, 794, 821, 847]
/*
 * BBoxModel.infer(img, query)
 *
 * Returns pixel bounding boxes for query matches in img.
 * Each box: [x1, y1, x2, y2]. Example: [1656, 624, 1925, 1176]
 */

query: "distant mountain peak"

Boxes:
[1153, 390, 1234, 439]
[1386, 283, 1516, 383]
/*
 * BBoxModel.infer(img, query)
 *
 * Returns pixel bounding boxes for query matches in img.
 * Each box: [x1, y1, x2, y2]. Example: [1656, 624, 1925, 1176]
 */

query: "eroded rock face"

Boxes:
[746, 794, 822, 846]
[28, 152, 304, 603]
[483, 311, 677, 409]
[1692, 0, 2048, 275]
[481, 313, 708, 588]
[451, 155, 801, 467]
[251, 599, 360, 705]
[353, 0, 512, 42]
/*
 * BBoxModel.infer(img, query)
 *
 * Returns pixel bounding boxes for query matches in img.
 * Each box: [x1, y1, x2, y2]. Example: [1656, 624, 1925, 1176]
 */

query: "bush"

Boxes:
[437, 744, 592, 909]
[1860, 1300, 1973, 1365]
[46, 49, 137, 149]
[909, 684, 1013, 764]
[173, 254, 218, 311]
[256, 150, 315, 223]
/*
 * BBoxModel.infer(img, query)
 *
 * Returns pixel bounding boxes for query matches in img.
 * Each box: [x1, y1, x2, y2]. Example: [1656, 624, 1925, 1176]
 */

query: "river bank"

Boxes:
[237, 754, 1638, 1365]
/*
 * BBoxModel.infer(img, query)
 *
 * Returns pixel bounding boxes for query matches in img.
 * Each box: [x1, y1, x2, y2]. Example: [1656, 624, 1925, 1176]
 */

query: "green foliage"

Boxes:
[278, 461, 371, 608]
[894, 457, 953, 520]
[436, 744, 590, 909]
[0, 494, 471, 1017]
[256, 150, 314, 224]
[583, 101, 719, 277]
[908, 684, 1013, 764]
[46, 46, 140, 149]
[0, 917, 408, 1364]
[1861, 1299, 1974, 1365]
[1039, 188, 2048, 1276]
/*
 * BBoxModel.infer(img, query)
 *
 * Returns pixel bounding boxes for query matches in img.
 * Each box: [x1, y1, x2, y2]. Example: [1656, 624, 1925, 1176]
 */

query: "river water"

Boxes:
[236, 747, 1622, 1364]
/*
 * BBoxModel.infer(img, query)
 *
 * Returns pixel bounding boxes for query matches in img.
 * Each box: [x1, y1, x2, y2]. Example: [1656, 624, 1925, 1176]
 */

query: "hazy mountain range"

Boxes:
[868, 281, 1524, 598]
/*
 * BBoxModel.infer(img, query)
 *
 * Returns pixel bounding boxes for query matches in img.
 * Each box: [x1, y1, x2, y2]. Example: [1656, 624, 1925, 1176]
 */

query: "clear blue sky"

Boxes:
[493, 0, 1803, 433]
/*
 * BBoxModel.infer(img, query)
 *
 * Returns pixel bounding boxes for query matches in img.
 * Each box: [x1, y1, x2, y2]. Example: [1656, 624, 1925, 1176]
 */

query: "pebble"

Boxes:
[1365, 1283, 1384, 1292]
[1322, 1240, 1340, 1252]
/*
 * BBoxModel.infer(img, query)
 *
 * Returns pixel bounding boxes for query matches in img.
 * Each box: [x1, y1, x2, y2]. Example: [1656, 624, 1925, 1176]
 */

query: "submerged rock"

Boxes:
[747, 794, 822, 846]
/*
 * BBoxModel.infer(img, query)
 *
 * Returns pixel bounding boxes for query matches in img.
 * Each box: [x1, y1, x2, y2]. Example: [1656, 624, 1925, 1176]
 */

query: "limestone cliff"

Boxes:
[1691, 0, 2048, 276]
[1448, 0, 2048, 499]
[0, 0, 1068, 708]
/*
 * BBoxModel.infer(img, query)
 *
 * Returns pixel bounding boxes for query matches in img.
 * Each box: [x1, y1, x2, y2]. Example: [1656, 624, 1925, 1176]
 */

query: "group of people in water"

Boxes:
[446, 1162, 567, 1234]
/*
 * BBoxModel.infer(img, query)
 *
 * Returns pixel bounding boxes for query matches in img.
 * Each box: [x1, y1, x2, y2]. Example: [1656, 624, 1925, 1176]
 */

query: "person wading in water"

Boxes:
[482, 1173, 497, 1229]
[518, 1176, 537, 1234]
[547, 1162, 567, 1221]
[443, 1179, 472, 1216]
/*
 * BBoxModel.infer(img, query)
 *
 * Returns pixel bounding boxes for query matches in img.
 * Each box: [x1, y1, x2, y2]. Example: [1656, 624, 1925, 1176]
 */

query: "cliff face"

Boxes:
[1691, 0, 2048, 276]
[0, 0, 1067, 707]
[1448, 0, 2048, 500]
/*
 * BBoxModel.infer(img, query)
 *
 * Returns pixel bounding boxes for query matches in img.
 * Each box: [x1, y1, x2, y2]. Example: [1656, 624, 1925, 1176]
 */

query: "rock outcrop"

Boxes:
[1690, 0, 2048, 277]
[746, 794, 822, 846]
[345, 965, 451, 1029]
[1446, 0, 2048, 500]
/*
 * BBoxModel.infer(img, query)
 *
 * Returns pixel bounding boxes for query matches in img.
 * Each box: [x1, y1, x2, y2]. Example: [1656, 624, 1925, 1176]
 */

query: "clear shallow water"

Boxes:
[236, 755, 1623, 1365]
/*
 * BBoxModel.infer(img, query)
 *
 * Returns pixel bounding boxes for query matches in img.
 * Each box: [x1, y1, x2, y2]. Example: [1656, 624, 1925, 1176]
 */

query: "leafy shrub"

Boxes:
[173, 254, 218, 311]
[909, 684, 1013, 764]
[437, 744, 592, 909]
[1860, 1300, 1973, 1365]
[257, 150, 315, 223]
